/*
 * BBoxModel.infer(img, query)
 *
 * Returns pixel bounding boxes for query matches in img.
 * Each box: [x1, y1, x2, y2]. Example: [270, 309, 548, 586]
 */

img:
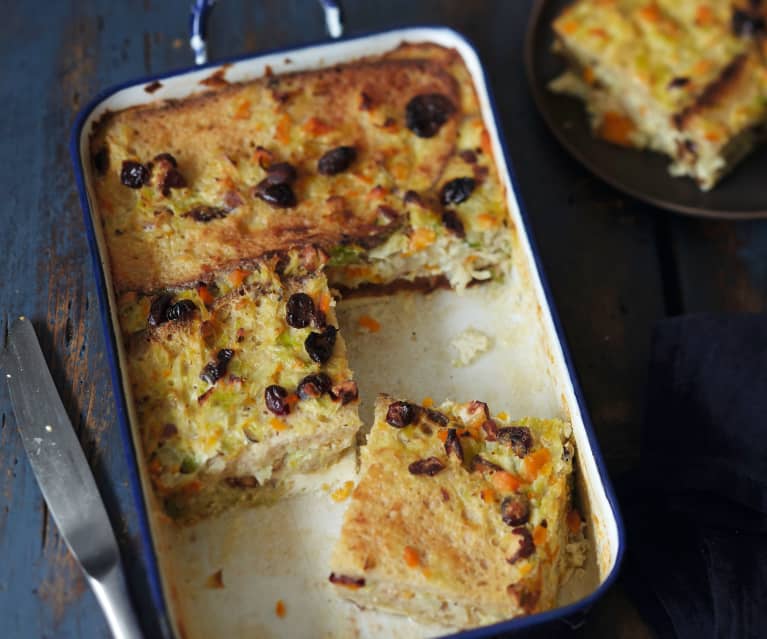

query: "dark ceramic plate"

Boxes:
[525, 0, 767, 219]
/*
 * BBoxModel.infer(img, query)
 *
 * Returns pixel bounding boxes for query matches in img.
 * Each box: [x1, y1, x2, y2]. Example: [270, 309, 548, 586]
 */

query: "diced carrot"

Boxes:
[567, 509, 583, 534]
[392, 164, 409, 181]
[269, 417, 289, 431]
[149, 458, 163, 475]
[358, 315, 381, 332]
[253, 146, 272, 168]
[302, 116, 333, 136]
[476, 213, 498, 229]
[409, 227, 436, 252]
[705, 130, 722, 143]
[285, 393, 299, 409]
[422, 397, 434, 408]
[560, 20, 578, 35]
[492, 471, 521, 493]
[318, 292, 331, 314]
[597, 111, 635, 147]
[183, 480, 202, 495]
[524, 448, 551, 480]
[481, 488, 496, 503]
[582, 67, 596, 85]
[232, 98, 251, 120]
[480, 128, 493, 157]
[366, 185, 387, 200]
[437, 430, 449, 444]
[197, 284, 215, 306]
[228, 269, 249, 288]
[638, 3, 661, 22]
[588, 27, 608, 39]
[275, 115, 291, 144]
[695, 5, 714, 27]
[275, 600, 286, 618]
[162, 369, 171, 378]
[403, 546, 420, 568]
[693, 59, 713, 76]
[533, 525, 548, 547]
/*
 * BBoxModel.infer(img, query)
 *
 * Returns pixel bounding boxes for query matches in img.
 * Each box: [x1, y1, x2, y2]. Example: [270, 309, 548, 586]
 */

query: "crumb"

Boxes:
[331, 480, 355, 502]
[450, 327, 492, 367]
[205, 569, 224, 589]
[275, 599, 286, 618]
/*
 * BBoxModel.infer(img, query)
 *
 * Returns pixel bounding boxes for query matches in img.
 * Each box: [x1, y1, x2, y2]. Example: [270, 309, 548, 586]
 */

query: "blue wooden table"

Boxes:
[2, 1, 765, 637]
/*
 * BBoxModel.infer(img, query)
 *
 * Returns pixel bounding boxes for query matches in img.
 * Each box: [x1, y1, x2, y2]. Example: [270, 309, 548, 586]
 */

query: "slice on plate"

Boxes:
[550, 0, 767, 189]
[329, 395, 576, 627]
[119, 248, 361, 522]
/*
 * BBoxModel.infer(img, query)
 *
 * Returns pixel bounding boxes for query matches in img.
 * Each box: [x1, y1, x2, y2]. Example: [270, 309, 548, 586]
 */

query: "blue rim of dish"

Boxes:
[70, 24, 626, 638]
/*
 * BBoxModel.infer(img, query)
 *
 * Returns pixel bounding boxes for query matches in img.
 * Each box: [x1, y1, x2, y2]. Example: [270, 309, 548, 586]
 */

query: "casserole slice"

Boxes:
[329, 395, 580, 627]
[89, 44, 511, 294]
[118, 248, 361, 522]
[550, 0, 767, 189]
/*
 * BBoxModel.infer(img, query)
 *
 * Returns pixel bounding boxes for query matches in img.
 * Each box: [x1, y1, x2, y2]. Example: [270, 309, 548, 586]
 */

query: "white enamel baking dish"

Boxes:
[71, 26, 624, 639]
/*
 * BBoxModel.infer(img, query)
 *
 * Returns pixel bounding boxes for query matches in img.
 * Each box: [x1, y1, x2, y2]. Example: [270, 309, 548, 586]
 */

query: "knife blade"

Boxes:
[2, 316, 143, 639]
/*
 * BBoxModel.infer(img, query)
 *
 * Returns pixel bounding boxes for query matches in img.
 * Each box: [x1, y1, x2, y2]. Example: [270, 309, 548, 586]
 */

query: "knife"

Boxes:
[2, 316, 143, 639]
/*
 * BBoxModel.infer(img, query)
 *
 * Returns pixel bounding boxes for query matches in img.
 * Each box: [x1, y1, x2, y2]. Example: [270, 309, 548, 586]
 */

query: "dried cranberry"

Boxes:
[733, 8, 765, 36]
[329, 573, 365, 588]
[304, 326, 337, 363]
[120, 160, 150, 188]
[408, 457, 446, 476]
[405, 93, 455, 138]
[441, 210, 465, 237]
[297, 373, 332, 399]
[154, 152, 177, 167]
[254, 180, 297, 208]
[154, 154, 187, 196]
[468, 400, 490, 420]
[497, 426, 533, 458]
[225, 475, 259, 488]
[265, 384, 290, 415]
[318, 146, 357, 175]
[165, 299, 197, 322]
[482, 419, 498, 441]
[425, 409, 449, 426]
[265, 162, 297, 185]
[667, 76, 690, 89]
[93, 147, 109, 175]
[500, 494, 531, 526]
[386, 401, 419, 428]
[403, 190, 423, 205]
[441, 177, 476, 205]
[200, 349, 234, 385]
[286, 293, 316, 328]
[507, 527, 536, 563]
[471, 455, 502, 473]
[444, 428, 464, 462]
[182, 206, 229, 222]
[331, 380, 359, 405]
[148, 294, 172, 327]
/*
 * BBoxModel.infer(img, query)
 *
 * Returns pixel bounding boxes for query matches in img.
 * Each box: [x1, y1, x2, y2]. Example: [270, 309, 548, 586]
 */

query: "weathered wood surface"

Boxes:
[1, 1, 764, 637]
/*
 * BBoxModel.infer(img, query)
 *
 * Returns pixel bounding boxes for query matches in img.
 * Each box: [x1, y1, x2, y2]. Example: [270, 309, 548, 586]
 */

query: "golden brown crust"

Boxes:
[91, 57, 462, 293]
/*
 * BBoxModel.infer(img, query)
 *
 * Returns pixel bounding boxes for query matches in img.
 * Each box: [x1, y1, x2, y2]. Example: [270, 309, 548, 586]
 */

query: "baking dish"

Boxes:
[71, 25, 624, 638]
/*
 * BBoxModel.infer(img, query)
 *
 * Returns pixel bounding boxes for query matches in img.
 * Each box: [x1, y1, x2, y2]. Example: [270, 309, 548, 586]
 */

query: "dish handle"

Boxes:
[189, 0, 344, 65]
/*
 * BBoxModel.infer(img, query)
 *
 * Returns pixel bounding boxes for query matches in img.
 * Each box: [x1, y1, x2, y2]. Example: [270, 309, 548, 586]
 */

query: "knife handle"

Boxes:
[88, 561, 144, 639]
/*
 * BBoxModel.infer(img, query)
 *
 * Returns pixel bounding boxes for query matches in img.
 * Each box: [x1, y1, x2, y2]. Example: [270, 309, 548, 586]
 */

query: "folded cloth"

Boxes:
[621, 313, 767, 639]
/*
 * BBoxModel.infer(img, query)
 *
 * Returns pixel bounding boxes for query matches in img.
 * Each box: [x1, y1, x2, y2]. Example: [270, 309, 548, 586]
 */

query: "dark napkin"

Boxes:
[620, 313, 767, 639]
